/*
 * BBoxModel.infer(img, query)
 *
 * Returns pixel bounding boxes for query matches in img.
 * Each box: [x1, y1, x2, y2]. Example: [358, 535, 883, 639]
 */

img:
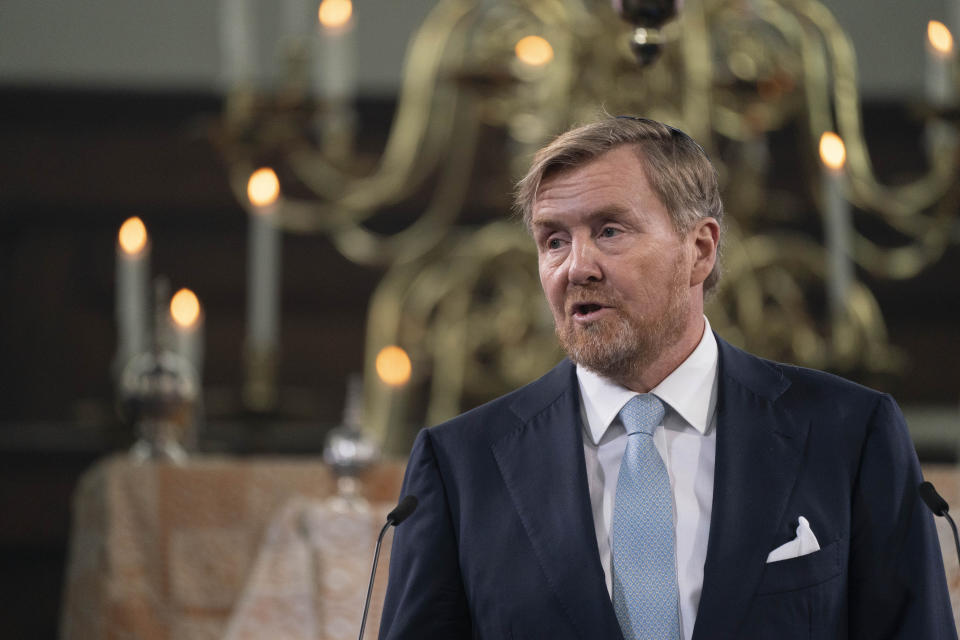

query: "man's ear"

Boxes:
[688, 217, 719, 287]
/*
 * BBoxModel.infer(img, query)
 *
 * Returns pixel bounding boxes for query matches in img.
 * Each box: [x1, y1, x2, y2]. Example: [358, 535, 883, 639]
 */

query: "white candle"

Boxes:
[819, 132, 853, 324]
[316, 0, 356, 102]
[926, 20, 956, 109]
[115, 217, 151, 372]
[220, 0, 257, 89]
[170, 288, 205, 378]
[375, 345, 412, 448]
[246, 168, 282, 354]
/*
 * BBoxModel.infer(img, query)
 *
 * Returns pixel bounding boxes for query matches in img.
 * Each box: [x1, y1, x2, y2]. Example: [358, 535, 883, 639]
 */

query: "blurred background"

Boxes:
[2, 0, 959, 636]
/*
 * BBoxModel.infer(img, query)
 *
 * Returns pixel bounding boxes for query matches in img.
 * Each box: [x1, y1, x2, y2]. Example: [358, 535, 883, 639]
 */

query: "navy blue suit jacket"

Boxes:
[379, 337, 956, 639]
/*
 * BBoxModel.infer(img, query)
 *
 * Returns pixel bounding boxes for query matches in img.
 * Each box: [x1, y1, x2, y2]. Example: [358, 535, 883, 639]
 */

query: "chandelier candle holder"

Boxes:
[925, 21, 957, 152]
[316, 0, 357, 155]
[819, 131, 853, 334]
[215, 0, 960, 449]
[244, 167, 283, 411]
[926, 21, 956, 110]
[372, 345, 412, 452]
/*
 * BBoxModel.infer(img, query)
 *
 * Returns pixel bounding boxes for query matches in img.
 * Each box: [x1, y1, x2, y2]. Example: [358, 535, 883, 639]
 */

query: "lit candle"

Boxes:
[115, 217, 150, 372]
[819, 132, 853, 324]
[220, 0, 257, 88]
[170, 288, 204, 377]
[926, 20, 955, 109]
[375, 345, 412, 389]
[246, 168, 282, 356]
[514, 35, 554, 68]
[375, 345, 412, 443]
[316, 0, 356, 102]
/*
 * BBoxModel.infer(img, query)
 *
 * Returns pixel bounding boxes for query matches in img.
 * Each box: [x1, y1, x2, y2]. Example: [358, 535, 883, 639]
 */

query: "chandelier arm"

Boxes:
[725, 232, 896, 370]
[287, 0, 477, 215]
[328, 101, 482, 266]
[422, 224, 542, 426]
[800, 0, 957, 217]
[363, 261, 427, 450]
[851, 217, 954, 279]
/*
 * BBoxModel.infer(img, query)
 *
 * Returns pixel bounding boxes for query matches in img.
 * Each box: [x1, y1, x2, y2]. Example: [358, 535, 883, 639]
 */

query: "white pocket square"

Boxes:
[766, 516, 821, 563]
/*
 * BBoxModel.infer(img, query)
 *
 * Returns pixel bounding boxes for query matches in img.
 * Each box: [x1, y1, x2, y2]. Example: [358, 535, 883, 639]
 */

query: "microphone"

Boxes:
[919, 481, 960, 566]
[387, 495, 418, 526]
[358, 495, 418, 640]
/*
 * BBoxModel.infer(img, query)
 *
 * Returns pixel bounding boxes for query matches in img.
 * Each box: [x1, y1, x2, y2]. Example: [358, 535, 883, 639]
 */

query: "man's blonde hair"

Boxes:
[514, 116, 724, 294]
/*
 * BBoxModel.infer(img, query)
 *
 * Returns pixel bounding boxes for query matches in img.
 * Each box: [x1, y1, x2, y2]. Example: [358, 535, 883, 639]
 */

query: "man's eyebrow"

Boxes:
[531, 205, 631, 229]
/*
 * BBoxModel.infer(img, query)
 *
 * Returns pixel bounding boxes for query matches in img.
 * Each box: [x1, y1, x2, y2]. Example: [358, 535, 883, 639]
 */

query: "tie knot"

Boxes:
[619, 394, 665, 436]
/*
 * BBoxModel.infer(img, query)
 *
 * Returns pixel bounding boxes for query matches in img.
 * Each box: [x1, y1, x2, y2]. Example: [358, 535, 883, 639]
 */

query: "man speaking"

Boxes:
[378, 117, 956, 639]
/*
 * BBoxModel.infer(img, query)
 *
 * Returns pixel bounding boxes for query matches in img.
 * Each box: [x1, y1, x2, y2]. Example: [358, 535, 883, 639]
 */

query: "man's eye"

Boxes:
[600, 227, 620, 238]
[547, 238, 563, 249]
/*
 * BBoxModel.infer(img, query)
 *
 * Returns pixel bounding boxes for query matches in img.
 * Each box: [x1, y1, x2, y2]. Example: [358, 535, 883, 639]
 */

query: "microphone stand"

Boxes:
[358, 495, 418, 640]
[919, 481, 960, 566]
[358, 519, 393, 640]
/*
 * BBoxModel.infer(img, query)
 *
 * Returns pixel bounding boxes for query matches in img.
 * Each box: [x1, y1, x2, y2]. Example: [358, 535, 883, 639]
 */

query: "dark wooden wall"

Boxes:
[0, 86, 958, 637]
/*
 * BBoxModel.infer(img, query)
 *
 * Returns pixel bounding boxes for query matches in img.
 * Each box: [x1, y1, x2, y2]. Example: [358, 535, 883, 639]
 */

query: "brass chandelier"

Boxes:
[219, 0, 959, 451]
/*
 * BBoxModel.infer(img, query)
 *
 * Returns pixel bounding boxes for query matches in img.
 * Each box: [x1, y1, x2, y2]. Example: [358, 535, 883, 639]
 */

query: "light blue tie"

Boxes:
[612, 394, 680, 640]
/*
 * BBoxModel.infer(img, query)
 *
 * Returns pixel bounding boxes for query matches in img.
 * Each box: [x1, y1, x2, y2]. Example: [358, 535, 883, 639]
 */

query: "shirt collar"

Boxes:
[577, 316, 719, 445]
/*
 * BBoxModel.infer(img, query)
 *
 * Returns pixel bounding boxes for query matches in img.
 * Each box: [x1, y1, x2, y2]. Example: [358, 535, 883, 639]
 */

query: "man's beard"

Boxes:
[555, 264, 690, 383]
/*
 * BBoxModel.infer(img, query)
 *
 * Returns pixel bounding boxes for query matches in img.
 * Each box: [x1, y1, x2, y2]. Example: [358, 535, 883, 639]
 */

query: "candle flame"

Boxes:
[247, 167, 280, 209]
[375, 345, 412, 387]
[819, 132, 846, 170]
[515, 35, 554, 67]
[928, 21, 954, 55]
[170, 288, 201, 328]
[118, 217, 148, 255]
[319, 0, 352, 29]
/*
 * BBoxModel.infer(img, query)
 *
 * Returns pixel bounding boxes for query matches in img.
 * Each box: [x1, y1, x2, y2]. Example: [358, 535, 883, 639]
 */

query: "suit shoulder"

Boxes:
[718, 337, 894, 429]
[719, 335, 885, 405]
[426, 358, 574, 446]
[778, 361, 884, 400]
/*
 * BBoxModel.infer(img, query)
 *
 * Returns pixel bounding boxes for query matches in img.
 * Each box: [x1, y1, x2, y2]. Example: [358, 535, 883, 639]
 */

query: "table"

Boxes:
[60, 457, 960, 639]
[60, 455, 404, 640]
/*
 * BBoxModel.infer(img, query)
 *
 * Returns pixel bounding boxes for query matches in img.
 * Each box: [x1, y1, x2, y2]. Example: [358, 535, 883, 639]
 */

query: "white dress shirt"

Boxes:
[578, 317, 719, 640]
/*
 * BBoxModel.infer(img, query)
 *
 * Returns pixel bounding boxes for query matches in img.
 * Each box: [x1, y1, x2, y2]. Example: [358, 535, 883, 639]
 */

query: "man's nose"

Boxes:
[567, 239, 602, 284]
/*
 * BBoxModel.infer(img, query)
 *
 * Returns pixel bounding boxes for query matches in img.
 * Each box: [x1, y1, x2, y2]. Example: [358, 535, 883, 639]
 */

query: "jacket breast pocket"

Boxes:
[756, 539, 842, 595]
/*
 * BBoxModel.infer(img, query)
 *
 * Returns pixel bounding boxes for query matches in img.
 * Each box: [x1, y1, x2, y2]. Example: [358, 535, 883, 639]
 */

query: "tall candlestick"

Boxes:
[925, 21, 957, 152]
[926, 21, 956, 109]
[170, 288, 205, 378]
[316, 0, 356, 102]
[246, 168, 282, 353]
[115, 217, 151, 375]
[314, 0, 357, 153]
[244, 168, 283, 410]
[375, 345, 412, 451]
[819, 132, 853, 326]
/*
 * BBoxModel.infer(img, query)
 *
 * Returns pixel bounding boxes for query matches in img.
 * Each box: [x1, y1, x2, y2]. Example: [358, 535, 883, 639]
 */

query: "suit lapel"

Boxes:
[692, 338, 811, 640]
[491, 360, 623, 640]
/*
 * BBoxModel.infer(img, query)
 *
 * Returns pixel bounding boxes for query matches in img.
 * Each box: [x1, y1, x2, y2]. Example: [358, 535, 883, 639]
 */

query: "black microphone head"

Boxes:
[387, 495, 419, 526]
[919, 481, 949, 517]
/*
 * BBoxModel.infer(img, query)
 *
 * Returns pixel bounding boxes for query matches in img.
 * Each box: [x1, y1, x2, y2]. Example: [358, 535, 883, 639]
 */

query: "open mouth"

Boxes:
[571, 302, 611, 320]
[575, 303, 603, 315]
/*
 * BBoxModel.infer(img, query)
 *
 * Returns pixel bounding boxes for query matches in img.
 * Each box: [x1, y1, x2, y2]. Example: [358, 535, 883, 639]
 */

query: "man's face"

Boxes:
[531, 146, 700, 383]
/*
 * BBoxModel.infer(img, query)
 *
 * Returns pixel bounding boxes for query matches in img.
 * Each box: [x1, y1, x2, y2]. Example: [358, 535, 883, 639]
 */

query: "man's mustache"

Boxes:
[564, 285, 621, 307]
